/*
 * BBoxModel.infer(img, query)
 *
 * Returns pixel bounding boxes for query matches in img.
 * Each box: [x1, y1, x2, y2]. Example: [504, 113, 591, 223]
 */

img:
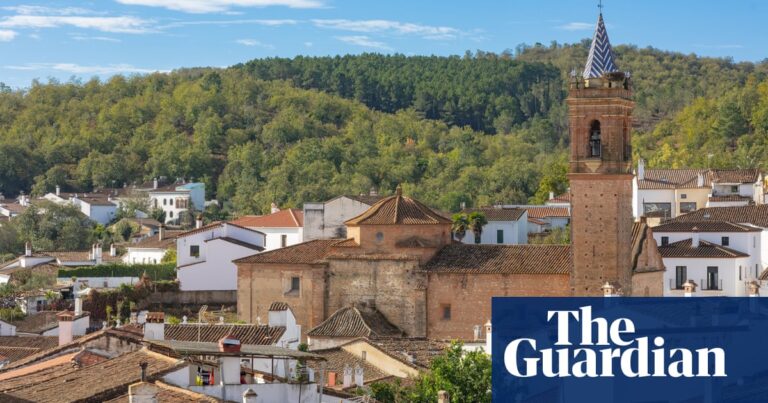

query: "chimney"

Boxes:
[697, 173, 704, 187]
[343, 365, 352, 388]
[158, 225, 165, 241]
[128, 363, 159, 403]
[195, 215, 203, 229]
[143, 312, 165, 340]
[683, 280, 697, 297]
[57, 311, 75, 346]
[153, 178, 158, 190]
[353, 364, 363, 386]
[637, 159, 645, 181]
[484, 320, 492, 355]
[110, 243, 117, 257]
[691, 227, 700, 248]
[549, 191, 555, 200]
[55, 185, 61, 197]
[74, 294, 83, 316]
[601, 282, 617, 297]
[218, 334, 242, 385]
[270, 202, 280, 214]
[749, 281, 760, 297]
[24, 242, 31, 257]
[242, 389, 258, 403]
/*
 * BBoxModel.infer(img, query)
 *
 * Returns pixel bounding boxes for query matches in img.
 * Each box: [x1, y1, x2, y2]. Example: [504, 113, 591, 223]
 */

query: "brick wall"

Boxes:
[426, 272, 571, 340]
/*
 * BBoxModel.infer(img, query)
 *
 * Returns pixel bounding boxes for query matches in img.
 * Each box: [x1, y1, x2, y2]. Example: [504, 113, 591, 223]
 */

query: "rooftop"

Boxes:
[525, 206, 570, 219]
[0, 336, 58, 363]
[653, 221, 762, 233]
[583, 12, 618, 79]
[129, 231, 184, 249]
[309, 347, 389, 386]
[638, 168, 760, 190]
[147, 339, 325, 361]
[231, 208, 304, 228]
[460, 207, 525, 222]
[164, 323, 286, 345]
[235, 239, 341, 265]
[425, 244, 571, 275]
[658, 239, 749, 259]
[307, 306, 404, 339]
[105, 381, 219, 403]
[671, 205, 768, 228]
[345, 187, 450, 226]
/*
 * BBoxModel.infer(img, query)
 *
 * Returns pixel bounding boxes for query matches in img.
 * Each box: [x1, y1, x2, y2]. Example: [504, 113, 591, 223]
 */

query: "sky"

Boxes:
[0, 0, 765, 88]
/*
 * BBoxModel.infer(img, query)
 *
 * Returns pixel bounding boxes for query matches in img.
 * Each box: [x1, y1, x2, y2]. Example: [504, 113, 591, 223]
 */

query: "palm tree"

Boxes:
[451, 213, 469, 242]
[468, 212, 488, 244]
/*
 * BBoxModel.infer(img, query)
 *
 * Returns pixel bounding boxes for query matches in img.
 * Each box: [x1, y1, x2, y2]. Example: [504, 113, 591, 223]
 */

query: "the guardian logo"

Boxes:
[504, 306, 726, 378]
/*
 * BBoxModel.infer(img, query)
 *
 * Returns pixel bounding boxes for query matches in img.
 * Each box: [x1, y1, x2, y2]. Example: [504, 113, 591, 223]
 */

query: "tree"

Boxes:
[467, 212, 488, 244]
[451, 213, 469, 243]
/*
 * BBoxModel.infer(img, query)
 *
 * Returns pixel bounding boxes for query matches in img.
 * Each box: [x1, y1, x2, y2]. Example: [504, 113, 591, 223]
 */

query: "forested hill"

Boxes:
[0, 45, 766, 217]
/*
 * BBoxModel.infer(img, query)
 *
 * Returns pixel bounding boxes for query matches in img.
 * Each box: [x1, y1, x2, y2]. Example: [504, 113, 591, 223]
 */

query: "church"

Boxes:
[234, 10, 665, 341]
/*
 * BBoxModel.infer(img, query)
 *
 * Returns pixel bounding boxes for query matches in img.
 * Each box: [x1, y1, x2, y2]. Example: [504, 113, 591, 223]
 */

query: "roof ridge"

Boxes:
[352, 306, 374, 336]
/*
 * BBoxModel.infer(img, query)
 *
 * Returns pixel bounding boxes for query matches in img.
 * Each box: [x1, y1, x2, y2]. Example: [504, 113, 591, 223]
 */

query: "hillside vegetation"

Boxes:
[0, 44, 766, 220]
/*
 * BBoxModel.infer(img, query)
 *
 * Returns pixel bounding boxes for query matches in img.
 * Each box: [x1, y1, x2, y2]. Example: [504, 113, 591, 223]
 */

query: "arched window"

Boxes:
[589, 120, 601, 158]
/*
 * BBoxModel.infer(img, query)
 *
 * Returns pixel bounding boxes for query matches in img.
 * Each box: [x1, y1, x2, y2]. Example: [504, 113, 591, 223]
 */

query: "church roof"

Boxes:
[425, 244, 571, 274]
[345, 187, 450, 226]
[583, 13, 618, 79]
[307, 306, 405, 338]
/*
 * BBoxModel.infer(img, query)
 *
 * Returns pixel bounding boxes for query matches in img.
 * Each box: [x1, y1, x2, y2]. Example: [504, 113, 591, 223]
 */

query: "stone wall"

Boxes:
[426, 272, 571, 340]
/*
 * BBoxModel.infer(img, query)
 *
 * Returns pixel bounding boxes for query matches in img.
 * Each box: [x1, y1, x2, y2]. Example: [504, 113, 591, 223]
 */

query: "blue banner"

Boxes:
[492, 297, 768, 403]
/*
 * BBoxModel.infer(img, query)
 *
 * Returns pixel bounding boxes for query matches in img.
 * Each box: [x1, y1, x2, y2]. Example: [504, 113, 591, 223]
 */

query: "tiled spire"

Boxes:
[583, 13, 618, 79]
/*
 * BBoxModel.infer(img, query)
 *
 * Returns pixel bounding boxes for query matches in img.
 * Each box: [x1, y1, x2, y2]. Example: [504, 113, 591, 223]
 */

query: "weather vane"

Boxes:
[598, 0, 604, 13]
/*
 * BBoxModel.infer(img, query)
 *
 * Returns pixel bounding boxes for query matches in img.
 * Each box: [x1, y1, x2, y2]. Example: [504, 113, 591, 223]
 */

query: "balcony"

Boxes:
[700, 278, 723, 292]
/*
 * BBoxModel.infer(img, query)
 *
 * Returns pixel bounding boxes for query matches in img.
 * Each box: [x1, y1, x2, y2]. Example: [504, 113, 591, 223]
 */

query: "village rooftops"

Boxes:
[235, 239, 342, 265]
[147, 339, 325, 361]
[670, 205, 768, 228]
[104, 380, 219, 403]
[231, 208, 304, 228]
[658, 239, 750, 259]
[524, 206, 570, 218]
[175, 220, 264, 239]
[425, 244, 571, 275]
[653, 221, 762, 233]
[307, 306, 405, 339]
[638, 168, 761, 190]
[345, 187, 451, 226]
[128, 230, 184, 249]
[460, 207, 526, 221]
[0, 336, 58, 363]
[309, 345, 390, 387]
[164, 323, 286, 345]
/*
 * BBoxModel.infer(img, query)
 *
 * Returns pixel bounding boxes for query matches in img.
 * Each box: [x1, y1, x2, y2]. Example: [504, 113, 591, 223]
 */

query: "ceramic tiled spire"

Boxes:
[583, 13, 618, 79]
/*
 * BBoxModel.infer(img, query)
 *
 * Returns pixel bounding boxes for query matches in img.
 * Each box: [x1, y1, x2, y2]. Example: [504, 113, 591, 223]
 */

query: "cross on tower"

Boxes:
[598, 0, 604, 14]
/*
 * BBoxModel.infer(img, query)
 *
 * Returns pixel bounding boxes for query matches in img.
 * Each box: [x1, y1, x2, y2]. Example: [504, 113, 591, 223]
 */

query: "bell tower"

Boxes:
[568, 10, 635, 296]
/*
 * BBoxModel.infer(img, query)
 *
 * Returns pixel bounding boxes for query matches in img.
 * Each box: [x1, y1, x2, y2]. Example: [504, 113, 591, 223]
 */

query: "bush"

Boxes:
[58, 263, 176, 280]
[0, 306, 25, 322]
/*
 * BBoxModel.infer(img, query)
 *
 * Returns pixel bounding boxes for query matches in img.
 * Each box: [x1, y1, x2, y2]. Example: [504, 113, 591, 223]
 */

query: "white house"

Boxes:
[501, 205, 570, 234]
[632, 160, 763, 220]
[42, 187, 119, 225]
[146, 179, 206, 225]
[123, 226, 182, 265]
[458, 207, 528, 245]
[653, 221, 765, 296]
[176, 222, 265, 291]
[303, 193, 385, 241]
[231, 208, 304, 251]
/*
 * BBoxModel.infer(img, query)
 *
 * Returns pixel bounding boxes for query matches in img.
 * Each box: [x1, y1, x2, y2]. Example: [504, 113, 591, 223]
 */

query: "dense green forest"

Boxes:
[0, 42, 767, 227]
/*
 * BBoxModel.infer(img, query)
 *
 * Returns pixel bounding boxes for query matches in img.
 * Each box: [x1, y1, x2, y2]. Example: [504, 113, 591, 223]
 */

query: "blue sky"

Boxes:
[0, 0, 765, 88]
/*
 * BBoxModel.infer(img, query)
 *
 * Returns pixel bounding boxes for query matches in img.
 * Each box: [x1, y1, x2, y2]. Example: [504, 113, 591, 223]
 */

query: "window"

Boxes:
[375, 232, 384, 242]
[731, 185, 739, 193]
[441, 304, 451, 320]
[169, 211, 173, 218]
[163, 198, 167, 206]
[190, 245, 200, 258]
[680, 194, 687, 199]
[496, 229, 504, 244]
[739, 266, 742, 281]
[661, 237, 669, 246]
[290, 277, 300, 292]
[589, 120, 601, 158]
[706, 267, 719, 290]
[361, 351, 367, 361]
[757, 264, 760, 278]
[281, 235, 287, 248]
[643, 203, 672, 218]
[721, 237, 729, 246]
[675, 266, 686, 289]
[680, 202, 697, 213]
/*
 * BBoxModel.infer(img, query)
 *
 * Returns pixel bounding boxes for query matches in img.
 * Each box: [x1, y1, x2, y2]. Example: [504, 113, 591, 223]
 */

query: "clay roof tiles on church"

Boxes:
[654, 221, 761, 233]
[164, 323, 285, 345]
[658, 239, 749, 259]
[345, 189, 451, 226]
[671, 205, 768, 228]
[307, 306, 405, 338]
[234, 239, 341, 265]
[460, 207, 526, 221]
[425, 244, 571, 275]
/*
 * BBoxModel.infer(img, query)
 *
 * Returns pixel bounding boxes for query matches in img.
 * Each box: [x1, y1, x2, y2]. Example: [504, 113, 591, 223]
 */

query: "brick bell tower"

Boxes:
[568, 10, 635, 296]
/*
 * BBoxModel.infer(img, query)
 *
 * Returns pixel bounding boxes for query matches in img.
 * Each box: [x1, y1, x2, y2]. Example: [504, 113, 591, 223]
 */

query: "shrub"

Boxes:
[58, 263, 176, 280]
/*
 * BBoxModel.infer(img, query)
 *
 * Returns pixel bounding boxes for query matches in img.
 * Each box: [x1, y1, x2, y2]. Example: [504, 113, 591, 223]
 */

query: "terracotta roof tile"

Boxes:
[525, 207, 570, 219]
[269, 301, 290, 311]
[105, 381, 219, 403]
[129, 231, 183, 249]
[654, 221, 761, 233]
[308, 307, 404, 338]
[164, 323, 285, 345]
[527, 217, 548, 225]
[309, 347, 388, 386]
[708, 195, 753, 203]
[0, 336, 59, 362]
[711, 168, 761, 184]
[234, 239, 341, 265]
[425, 244, 571, 274]
[370, 338, 449, 369]
[344, 194, 388, 206]
[231, 209, 304, 228]
[345, 192, 450, 226]
[10, 312, 60, 335]
[550, 193, 571, 203]
[671, 205, 768, 228]
[658, 239, 749, 258]
[639, 168, 760, 190]
[461, 207, 525, 221]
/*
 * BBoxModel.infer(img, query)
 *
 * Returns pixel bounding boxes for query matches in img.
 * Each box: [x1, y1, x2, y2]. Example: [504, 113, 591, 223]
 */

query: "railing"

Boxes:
[700, 278, 723, 291]
[668, 279, 684, 290]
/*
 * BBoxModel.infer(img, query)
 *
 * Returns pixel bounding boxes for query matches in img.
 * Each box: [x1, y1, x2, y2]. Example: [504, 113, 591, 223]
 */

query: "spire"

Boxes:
[583, 12, 618, 79]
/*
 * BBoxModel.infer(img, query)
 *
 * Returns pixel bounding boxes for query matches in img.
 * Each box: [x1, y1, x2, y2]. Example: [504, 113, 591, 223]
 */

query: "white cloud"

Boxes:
[1, 5, 102, 16]
[236, 38, 273, 48]
[336, 35, 391, 51]
[158, 18, 296, 29]
[71, 35, 122, 43]
[0, 30, 17, 41]
[314, 19, 461, 40]
[558, 22, 593, 31]
[0, 15, 154, 33]
[115, 0, 324, 13]
[304, 41, 312, 47]
[5, 63, 169, 74]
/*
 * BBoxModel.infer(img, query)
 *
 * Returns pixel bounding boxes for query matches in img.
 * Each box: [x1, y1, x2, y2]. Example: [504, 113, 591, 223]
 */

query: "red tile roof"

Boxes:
[654, 221, 761, 233]
[461, 207, 526, 221]
[708, 195, 753, 203]
[0, 336, 59, 363]
[307, 307, 404, 338]
[346, 191, 450, 226]
[164, 323, 285, 345]
[105, 381, 219, 403]
[234, 239, 341, 265]
[231, 209, 304, 228]
[671, 205, 768, 228]
[309, 347, 389, 386]
[639, 168, 760, 190]
[525, 207, 570, 219]
[658, 239, 749, 258]
[550, 193, 571, 203]
[425, 244, 571, 274]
